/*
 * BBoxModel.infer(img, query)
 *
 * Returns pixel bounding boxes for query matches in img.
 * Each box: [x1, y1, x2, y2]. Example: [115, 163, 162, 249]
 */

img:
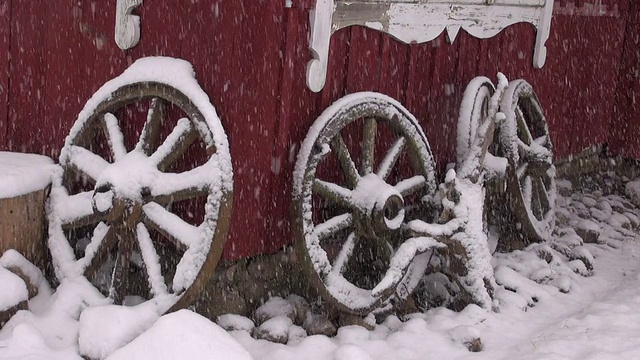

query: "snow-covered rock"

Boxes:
[0, 267, 28, 312]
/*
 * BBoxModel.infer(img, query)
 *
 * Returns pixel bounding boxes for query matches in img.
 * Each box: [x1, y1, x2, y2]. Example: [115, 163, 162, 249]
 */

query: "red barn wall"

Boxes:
[0, 0, 637, 260]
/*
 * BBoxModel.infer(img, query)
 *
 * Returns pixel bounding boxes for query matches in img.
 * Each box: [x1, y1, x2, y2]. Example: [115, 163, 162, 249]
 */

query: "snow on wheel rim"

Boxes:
[47, 57, 233, 314]
[456, 76, 495, 166]
[292, 92, 438, 315]
[500, 79, 556, 246]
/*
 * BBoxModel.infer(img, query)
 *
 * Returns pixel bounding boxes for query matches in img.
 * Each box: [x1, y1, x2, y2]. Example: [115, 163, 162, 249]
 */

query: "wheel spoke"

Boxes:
[522, 175, 533, 214]
[83, 223, 119, 281]
[57, 191, 103, 230]
[102, 113, 128, 161]
[394, 175, 426, 197]
[360, 117, 377, 175]
[377, 136, 406, 181]
[149, 118, 198, 171]
[330, 232, 358, 277]
[136, 223, 169, 297]
[142, 202, 201, 251]
[109, 225, 137, 304]
[151, 159, 219, 205]
[330, 134, 359, 188]
[533, 176, 550, 216]
[136, 98, 167, 156]
[313, 179, 353, 209]
[516, 163, 529, 181]
[63, 145, 110, 183]
[313, 213, 353, 241]
[515, 107, 534, 145]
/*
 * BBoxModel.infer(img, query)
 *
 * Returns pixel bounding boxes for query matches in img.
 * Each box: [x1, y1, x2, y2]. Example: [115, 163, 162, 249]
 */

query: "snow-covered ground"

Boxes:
[2, 173, 640, 360]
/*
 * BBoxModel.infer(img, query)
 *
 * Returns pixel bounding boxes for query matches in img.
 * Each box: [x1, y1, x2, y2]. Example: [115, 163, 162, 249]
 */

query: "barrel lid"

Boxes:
[0, 152, 56, 199]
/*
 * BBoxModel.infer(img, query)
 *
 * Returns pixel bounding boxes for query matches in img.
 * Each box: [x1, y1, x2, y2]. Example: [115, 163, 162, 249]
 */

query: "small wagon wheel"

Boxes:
[47, 58, 233, 313]
[498, 80, 556, 250]
[292, 92, 440, 315]
[456, 76, 495, 167]
[456, 76, 510, 253]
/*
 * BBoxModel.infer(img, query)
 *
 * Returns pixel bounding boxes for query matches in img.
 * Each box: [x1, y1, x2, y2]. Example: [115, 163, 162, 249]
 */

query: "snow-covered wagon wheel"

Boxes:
[456, 76, 509, 253]
[293, 92, 440, 315]
[47, 58, 233, 314]
[498, 79, 556, 251]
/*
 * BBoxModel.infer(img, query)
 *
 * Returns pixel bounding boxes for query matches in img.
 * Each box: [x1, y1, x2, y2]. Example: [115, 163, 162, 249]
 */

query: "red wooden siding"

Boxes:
[610, 0, 640, 159]
[0, 0, 637, 260]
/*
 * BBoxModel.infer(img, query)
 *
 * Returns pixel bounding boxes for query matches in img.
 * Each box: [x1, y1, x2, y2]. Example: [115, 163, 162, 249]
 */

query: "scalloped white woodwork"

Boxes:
[115, 0, 143, 50]
[307, 0, 554, 92]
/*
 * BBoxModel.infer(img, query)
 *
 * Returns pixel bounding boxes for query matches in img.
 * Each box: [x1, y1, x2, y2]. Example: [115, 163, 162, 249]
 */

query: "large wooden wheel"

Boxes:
[456, 76, 510, 253]
[292, 92, 441, 315]
[47, 58, 233, 313]
[498, 79, 556, 250]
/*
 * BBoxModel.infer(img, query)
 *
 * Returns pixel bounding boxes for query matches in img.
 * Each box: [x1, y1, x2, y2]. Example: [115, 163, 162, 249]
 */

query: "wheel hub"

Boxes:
[352, 173, 405, 238]
[91, 152, 156, 225]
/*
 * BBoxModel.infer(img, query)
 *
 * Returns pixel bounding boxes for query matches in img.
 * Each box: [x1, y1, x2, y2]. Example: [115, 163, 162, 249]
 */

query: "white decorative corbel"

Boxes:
[115, 0, 143, 50]
[306, 0, 334, 93]
[533, 0, 554, 68]
[306, 0, 555, 92]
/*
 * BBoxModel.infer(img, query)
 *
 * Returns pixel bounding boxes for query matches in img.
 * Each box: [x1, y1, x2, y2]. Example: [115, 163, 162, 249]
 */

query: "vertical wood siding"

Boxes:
[0, 0, 636, 259]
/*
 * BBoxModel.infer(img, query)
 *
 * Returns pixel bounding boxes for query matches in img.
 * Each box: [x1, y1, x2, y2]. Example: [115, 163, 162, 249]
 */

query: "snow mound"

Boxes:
[79, 303, 161, 360]
[106, 310, 252, 360]
[0, 322, 83, 360]
[0, 152, 55, 199]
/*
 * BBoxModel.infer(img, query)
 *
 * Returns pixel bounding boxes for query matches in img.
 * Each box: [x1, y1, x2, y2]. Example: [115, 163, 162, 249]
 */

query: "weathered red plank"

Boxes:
[609, 2, 640, 158]
[7, 0, 46, 154]
[0, 0, 9, 150]
[424, 34, 460, 171]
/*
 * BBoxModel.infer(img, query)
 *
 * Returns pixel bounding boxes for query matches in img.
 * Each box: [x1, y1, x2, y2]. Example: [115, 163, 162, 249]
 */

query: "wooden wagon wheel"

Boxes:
[456, 76, 496, 167]
[498, 79, 556, 251]
[292, 93, 441, 315]
[456, 76, 510, 253]
[48, 60, 233, 313]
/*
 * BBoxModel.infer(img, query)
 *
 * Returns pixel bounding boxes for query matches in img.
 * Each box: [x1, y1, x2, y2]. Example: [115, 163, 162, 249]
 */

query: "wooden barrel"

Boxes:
[0, 152, 55, 270]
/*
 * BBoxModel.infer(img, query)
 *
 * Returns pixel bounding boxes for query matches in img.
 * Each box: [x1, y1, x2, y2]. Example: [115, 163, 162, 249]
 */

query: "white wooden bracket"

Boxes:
[115, 0, 143, 50]
[306, 0, 554, 92]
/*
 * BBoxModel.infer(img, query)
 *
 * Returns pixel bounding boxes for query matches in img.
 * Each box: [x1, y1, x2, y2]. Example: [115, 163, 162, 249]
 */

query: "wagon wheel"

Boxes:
[292, 93, 440, 315]
[456, 76, 495, 167]
[48, 71, 233, 313]
[456, 76, 509, 253]
[498, 80, 556, 251]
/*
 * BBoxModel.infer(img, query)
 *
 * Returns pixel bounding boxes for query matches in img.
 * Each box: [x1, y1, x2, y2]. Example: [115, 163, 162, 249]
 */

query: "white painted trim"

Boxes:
[115, 0, 143, 50]
[307, 0, 555, 92]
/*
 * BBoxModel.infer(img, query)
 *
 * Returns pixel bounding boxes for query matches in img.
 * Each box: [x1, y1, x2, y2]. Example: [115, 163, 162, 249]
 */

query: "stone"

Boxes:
[570, 246, 594, 272]
[254, 296, 295, 326]
[216, 314, 255, 333]
[302, 312, 337, 337]
[286, 294, 310, 326]
[256, 315, 292, 344]
[574, 219, 601, 244]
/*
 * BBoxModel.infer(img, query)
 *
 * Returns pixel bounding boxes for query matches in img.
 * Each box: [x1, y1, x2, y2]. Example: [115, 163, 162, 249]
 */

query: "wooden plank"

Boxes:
[0, 0, 9, 150]
[345, 26, 383, 94]
[609, 2, 640, 158]
[378, 36, 409, 103]
[41, 0, 127, 160]
[7, 0, 45, 154]
[530, 14, 574, 159]
[425, 34, 460, 171]
[178, 1, 286, 260]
